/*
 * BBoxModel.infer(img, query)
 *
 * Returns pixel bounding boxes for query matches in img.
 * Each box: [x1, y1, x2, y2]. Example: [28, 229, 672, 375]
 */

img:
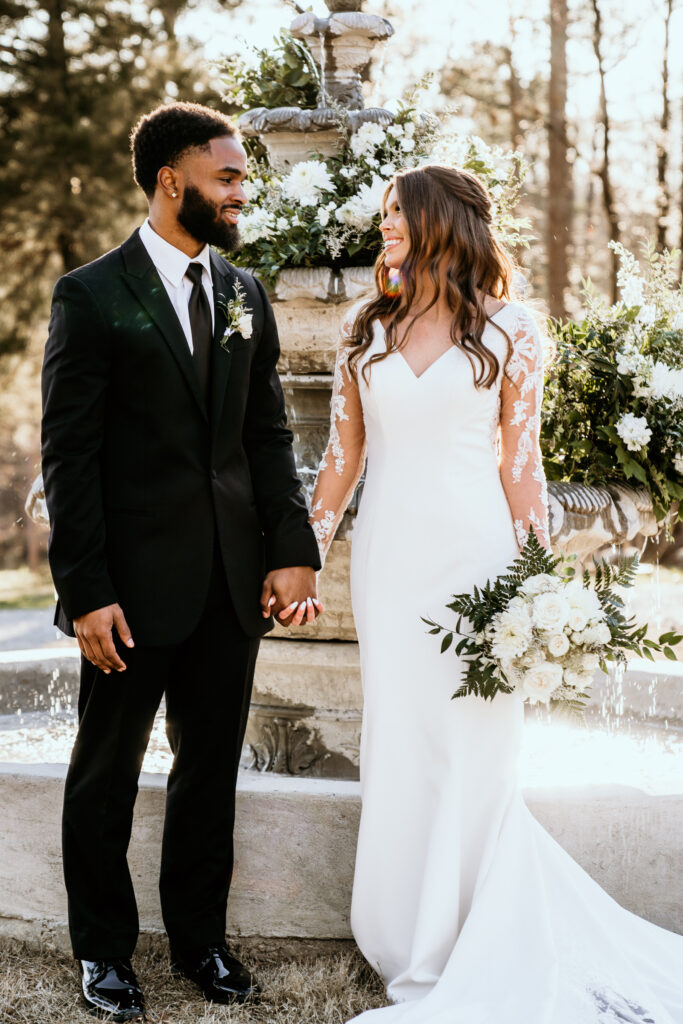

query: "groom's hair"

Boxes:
[131, 102, 238, 197]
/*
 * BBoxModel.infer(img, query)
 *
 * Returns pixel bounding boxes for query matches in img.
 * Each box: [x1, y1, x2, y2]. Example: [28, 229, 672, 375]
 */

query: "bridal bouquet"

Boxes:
[423, 529, 680, 710]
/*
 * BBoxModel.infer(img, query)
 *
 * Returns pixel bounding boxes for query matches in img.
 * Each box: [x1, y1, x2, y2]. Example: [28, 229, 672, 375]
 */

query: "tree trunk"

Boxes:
[590, 0, 619, 303]
[45, 0, 81, 273]
[656, 0, 673, 251]
[505, 17, 523, 153]
[680, 98, 683, 278]
[547, 0, 570, 320]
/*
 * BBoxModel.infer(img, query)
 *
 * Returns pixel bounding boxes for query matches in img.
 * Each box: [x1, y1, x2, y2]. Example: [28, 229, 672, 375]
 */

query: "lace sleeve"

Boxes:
[309, 318, 367, 565]
[499, 309, 550, 551]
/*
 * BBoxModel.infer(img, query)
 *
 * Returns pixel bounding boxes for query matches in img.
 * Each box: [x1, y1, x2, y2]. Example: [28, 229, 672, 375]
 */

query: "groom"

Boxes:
[41, 101, 322, 1020]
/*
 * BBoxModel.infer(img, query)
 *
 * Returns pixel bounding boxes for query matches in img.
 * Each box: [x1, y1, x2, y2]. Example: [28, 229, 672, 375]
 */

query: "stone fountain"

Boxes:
[8, 0, 681, 950]
[24, 0, 667, 783]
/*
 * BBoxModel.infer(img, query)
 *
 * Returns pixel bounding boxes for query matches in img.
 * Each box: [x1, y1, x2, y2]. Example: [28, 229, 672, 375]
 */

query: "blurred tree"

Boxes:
[655, 0, 674, 252]
[589, 0, 620, 303]
[439, 33, 546, 155]
[438, 22, 548, 281]
[0, 0, 234, 358]
[547, 0, 571, 319]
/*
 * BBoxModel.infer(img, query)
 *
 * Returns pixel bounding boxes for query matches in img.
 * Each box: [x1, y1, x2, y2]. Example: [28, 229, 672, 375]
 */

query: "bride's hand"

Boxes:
[260, 567, 325, 626]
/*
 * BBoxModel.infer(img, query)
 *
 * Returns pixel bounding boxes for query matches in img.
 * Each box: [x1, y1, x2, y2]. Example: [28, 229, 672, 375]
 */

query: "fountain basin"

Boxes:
[0, 763, 681, 949]
[0, 643, 681, 945]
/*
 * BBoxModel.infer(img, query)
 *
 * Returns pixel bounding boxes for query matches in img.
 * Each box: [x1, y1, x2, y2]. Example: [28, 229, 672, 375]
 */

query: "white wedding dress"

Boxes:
[309, 301, 683, 1024]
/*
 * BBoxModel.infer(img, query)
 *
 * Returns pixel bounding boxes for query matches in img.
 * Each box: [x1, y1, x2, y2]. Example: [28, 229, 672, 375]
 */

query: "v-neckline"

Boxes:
[375, 304, 509, 381]
[374, 319, 458, 382]
[397, 346, 456, 380]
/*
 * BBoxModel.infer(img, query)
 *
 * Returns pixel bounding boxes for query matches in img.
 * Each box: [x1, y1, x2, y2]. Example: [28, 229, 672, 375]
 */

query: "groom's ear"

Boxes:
[157, 165, 180, 201]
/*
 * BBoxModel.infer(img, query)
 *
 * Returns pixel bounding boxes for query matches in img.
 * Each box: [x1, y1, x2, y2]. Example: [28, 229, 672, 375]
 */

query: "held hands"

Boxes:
[73, 603, 134, 674]
[260, 566, 324, 627]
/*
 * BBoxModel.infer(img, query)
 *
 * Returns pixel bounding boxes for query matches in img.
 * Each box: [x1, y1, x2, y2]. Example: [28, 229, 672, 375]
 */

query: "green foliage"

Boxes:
[219, 33, 319, 116]
[540, 241, 683, 524]
[423, 527, 681, 710]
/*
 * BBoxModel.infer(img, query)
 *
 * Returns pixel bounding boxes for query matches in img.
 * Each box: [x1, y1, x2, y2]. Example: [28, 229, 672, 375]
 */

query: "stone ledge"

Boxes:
[1, 765, 681, 951]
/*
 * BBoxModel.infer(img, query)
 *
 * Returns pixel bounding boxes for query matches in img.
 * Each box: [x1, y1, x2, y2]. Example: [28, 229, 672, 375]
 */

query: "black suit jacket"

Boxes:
[41, 228, 320, 645]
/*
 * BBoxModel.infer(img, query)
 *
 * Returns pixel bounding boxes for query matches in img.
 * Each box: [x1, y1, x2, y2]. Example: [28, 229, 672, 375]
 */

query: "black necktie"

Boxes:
[185, 262, 212, 403]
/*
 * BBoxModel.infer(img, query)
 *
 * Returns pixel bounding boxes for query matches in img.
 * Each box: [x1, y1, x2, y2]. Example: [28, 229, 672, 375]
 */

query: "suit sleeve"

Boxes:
[41, 274, 118, 619]
[242, 276, 322, 573]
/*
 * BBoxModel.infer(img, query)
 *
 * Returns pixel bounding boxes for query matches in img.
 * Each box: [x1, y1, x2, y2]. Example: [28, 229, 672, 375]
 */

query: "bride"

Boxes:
[304, 164, 683, 1023]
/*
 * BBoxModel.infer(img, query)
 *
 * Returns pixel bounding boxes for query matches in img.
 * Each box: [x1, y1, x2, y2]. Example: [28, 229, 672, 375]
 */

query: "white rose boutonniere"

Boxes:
[218, 280, 254, 351]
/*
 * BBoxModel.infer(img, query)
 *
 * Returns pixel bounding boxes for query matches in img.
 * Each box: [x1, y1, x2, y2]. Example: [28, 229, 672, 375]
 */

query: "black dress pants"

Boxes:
[61, 549, 260, 959]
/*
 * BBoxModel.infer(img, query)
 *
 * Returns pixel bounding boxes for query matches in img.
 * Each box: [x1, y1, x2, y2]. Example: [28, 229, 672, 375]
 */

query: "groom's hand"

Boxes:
[73, 603, 135, 674]
[260, 567, 324, 627]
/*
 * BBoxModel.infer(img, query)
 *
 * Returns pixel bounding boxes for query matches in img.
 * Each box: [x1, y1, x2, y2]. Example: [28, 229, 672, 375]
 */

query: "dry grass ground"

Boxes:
[0, 937, 388, 1024]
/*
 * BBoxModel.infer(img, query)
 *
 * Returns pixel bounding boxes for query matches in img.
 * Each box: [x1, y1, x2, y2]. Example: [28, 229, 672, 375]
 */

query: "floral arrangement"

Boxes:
[218, 28, 532, 286]
[234, 112, 530, 285]
[423, 529, 680, 711]
[218, 281, 253, 350]
[541, 242, 683, 524]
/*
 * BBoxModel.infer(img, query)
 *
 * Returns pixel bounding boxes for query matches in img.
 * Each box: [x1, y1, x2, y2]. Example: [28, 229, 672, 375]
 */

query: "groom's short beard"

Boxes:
[177, 184, 243, 253]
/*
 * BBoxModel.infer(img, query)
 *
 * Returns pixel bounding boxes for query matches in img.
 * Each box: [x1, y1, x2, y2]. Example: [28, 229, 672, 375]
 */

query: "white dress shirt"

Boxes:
[139, 218, 214, 353]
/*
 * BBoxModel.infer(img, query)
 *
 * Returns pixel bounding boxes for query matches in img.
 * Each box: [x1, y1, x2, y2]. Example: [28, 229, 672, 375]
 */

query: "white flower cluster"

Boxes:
[239, 206, 275, 244]
[335, 174, 387, 233]
[486, 575, 609, 704]
[615, 412, 652, 452]
[350, 121, 388, 159]
[616, 341, 683, 409]
[281, 160, 336, 206]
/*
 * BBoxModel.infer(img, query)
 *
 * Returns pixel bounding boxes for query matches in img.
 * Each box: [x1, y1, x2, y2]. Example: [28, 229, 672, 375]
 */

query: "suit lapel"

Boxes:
[121, 230, 208, 422]
[209, 249, 238, 434]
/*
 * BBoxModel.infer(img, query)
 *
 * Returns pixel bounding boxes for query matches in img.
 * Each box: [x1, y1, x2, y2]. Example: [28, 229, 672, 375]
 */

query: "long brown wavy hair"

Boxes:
[346, 164, 517, 387]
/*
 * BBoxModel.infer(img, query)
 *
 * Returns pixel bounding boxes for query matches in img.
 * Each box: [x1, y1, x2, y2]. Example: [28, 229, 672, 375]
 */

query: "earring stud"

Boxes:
[172, 192, 177, 198]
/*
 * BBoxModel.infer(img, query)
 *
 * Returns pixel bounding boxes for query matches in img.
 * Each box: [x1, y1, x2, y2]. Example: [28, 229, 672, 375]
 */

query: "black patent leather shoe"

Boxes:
[79, 959, 146, 1021]
[170, 943, 260, 1004]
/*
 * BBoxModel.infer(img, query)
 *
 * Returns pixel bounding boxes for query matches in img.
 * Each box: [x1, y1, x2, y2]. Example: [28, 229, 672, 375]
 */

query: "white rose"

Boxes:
[547, 633, 570, 657]
[564, 581, 603, 621]
[387, 123, 404, 138]
[520, 573, 559, 597]
[317, 207, 330, 227]
[567, 608, 588, 632]
[532, 592, 570, 632]
[237, 313, 253, 339]
[593, 622, 611, 645]
[522, 662, 564, 703]
[400, 137, 415, 152]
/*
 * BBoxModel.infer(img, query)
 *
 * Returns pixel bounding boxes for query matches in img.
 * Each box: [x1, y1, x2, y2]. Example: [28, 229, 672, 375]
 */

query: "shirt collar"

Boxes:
[139, 218, 212, 289]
